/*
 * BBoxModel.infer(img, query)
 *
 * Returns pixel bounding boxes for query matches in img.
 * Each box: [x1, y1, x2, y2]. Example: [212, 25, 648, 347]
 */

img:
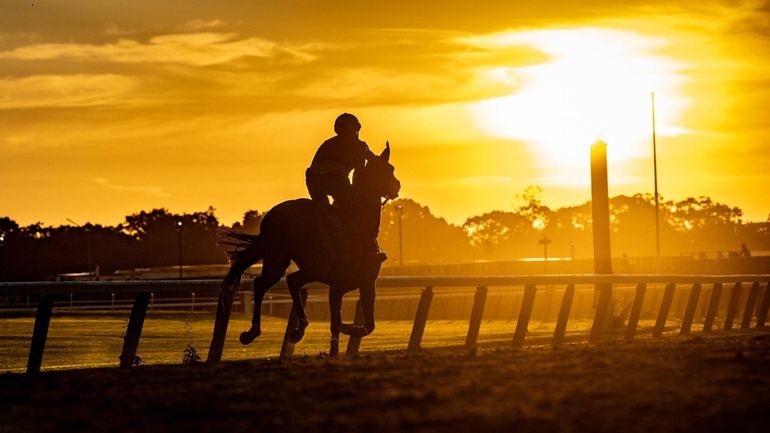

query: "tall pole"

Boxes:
[589, 141, 613, 342]
[0, 234, 5, 282]
[652, 92, 661, 262]
[396, 204, 404, 267]
[176, 221, 183, 279]
[539, 235, 551, 273]
[66, 218, 92, 274]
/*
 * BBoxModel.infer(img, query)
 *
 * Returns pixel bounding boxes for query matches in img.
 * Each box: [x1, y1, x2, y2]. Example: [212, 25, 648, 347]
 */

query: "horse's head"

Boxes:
[355, 142, 401, 201]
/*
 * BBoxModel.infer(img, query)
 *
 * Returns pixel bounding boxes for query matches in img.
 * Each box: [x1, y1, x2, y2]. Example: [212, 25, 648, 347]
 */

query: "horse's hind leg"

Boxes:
[240, 256, 289, 345]
[286, 269, 314, 344]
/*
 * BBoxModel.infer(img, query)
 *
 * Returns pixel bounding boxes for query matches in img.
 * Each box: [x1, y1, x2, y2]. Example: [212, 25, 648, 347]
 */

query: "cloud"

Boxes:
[180, 19, 227, 32]
[91, 178, 170, 197]
[0, 74, 138, 109]
[0, 32, 322, 66]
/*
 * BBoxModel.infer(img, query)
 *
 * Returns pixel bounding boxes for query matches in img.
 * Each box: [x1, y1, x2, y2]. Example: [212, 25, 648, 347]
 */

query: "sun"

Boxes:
[467, 28, 691, 168]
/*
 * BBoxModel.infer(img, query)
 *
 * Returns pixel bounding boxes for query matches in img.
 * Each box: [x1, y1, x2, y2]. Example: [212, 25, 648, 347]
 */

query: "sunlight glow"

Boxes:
[467, 28, 691, 167]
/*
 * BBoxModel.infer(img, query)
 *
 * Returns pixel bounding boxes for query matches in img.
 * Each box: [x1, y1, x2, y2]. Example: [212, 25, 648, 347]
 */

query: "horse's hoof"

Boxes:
[288, 328, 305, 344]
[239, 327, 260, 345]
[288, 319, 309, 344]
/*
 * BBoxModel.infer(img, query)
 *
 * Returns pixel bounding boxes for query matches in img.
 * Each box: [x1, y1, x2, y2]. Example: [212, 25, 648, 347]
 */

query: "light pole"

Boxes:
[176, 221, 183, 279]
[66, 218, 92, 274]
[395, 204, 404, 267]
[0, 233, 6, 282]
[538, 235, 551, 273]
[652, 92, 661, 264]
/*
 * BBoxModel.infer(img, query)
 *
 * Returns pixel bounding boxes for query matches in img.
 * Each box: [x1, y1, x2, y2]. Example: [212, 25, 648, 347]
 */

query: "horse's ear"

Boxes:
[380, 141, 390, 162]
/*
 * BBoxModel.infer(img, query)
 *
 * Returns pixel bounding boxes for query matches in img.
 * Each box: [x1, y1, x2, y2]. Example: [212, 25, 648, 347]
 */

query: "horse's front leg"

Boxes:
[354, 280, 376, 338]
[328, 287, 344, 357]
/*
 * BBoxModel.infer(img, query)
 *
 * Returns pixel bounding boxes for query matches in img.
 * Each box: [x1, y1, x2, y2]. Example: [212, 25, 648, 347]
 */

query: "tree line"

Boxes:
[1, 189, 768, 281]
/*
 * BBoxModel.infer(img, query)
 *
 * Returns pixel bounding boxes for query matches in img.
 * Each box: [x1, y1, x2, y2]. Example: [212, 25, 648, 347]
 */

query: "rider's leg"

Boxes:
[327, 175, 353, 209]
[306, 172, 331, 205]
[374, 238, 387, 262]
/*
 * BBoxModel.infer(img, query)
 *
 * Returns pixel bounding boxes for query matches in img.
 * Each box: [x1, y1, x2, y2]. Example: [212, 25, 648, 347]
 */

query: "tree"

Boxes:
[121, 207, 225, 267]
[515, 185, 552, 229]
[379, 199, 474, 264]
[462, 211, 530, 259]
[231, 210, 264, 234]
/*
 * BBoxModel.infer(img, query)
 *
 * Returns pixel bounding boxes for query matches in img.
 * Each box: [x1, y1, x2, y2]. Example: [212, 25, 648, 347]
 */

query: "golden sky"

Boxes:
[1, 0, 768, 226]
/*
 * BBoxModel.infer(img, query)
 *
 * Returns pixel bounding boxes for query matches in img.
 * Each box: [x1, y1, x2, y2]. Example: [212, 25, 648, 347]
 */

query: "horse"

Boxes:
[207, 143, 400, 362]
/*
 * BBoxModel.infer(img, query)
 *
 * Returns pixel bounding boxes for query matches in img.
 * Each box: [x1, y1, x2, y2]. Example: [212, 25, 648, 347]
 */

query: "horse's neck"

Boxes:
[349, 185, 382, 238]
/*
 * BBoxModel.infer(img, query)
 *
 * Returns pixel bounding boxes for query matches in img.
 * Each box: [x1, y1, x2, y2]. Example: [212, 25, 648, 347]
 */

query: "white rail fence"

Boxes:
[2, 274, 769, 373]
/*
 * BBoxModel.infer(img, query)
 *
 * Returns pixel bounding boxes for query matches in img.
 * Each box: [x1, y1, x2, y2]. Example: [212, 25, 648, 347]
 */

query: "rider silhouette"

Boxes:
[305, 113, 375, 207]
[305, 113, 386, 262]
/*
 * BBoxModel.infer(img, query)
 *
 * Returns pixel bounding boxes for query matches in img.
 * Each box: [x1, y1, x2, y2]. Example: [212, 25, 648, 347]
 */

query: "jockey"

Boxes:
[305, 113, 375, 208]
[305, 113, 386, 262]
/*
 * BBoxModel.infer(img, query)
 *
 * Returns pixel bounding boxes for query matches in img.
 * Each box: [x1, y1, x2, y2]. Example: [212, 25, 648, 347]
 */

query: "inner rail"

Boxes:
[2, 274, 769, 373]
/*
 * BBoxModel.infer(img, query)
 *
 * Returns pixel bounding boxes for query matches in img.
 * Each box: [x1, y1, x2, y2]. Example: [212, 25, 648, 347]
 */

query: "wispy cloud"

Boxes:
[288, 65, 513, 106]
[0, 74, 138, 109]
[180, 19, 227, 32]
[91, 178, 170, 197]
[0, 32, 323, 66]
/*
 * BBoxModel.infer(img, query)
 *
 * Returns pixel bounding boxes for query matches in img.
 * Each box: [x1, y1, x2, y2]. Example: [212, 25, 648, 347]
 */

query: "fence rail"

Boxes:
[2, 274, 769, 373]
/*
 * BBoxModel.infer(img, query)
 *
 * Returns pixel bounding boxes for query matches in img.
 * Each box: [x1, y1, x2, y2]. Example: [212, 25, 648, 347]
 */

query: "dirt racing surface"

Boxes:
[2, 332, 770, 433]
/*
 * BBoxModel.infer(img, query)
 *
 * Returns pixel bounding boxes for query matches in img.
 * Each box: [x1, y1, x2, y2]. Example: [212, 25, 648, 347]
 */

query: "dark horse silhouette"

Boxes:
[207, 143, 400, 362]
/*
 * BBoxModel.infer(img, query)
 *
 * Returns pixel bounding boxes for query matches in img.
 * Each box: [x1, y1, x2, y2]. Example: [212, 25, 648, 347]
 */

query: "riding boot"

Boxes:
[374, 239, 387, 262]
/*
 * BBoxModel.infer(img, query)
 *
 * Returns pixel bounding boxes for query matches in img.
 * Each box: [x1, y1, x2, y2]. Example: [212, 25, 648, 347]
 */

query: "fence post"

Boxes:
[242, 290, 253, 316]
[345, 300, 365, 356]
[756, 283, 770, 328]
[280, 288, 309, 359]
[553, 284, 575, 346]
[513, 285, 537, 348]
[190, 292, 196, 312]
[407, 286, 434, 353]
[119, 292, 151, 368]
[740, 282, 760, 329]
[653, 283, 675, 337]
[703, 283, 722, 332]
[589, 284, 612, 342]
[27, 294, 54, 374]
[207, 285, 234, 364]
[111, 293, 115, 311]
[625, 283, 646, 341]
[680, 283, 702, 335]
[723, 282, 742, 330]
[465, 286, 488, 350]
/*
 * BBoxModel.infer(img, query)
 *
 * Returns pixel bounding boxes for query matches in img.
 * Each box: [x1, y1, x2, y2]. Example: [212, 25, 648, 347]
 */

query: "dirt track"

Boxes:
[2, 332, 770, 433]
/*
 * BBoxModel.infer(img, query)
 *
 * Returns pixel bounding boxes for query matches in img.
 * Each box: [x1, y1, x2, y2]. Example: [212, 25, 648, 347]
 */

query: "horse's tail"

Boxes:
[218, 228, 265, 289]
